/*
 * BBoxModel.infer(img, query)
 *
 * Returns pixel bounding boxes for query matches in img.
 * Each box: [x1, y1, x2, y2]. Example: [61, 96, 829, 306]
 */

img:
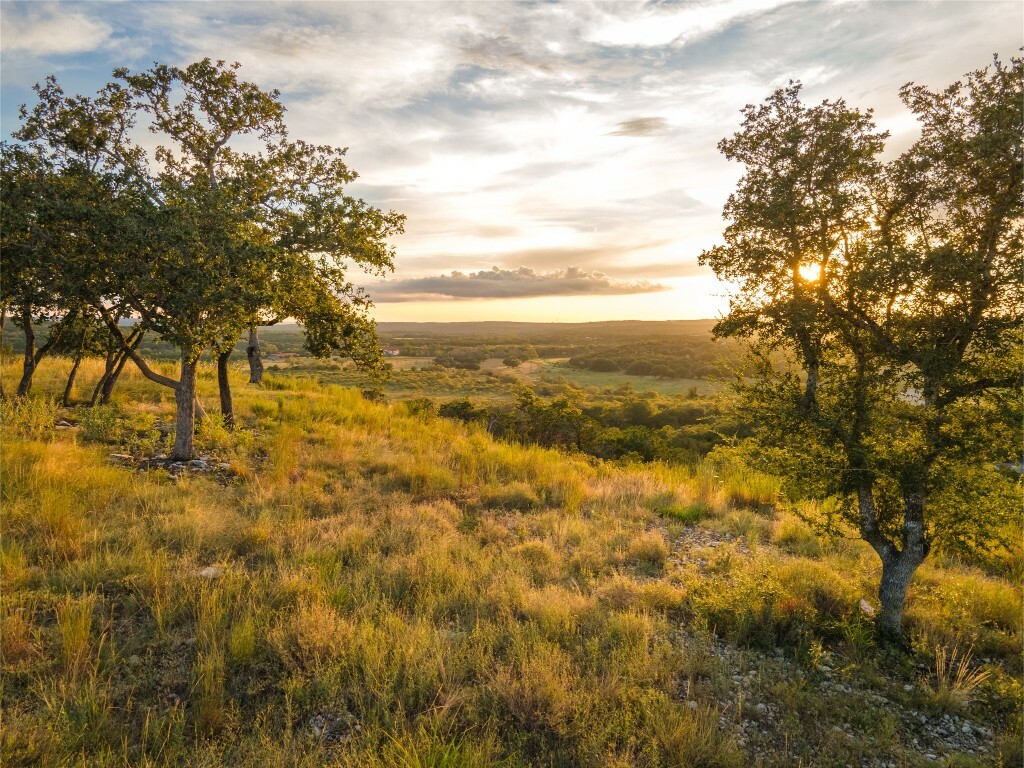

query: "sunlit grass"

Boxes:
[1, 355, 1020, 766]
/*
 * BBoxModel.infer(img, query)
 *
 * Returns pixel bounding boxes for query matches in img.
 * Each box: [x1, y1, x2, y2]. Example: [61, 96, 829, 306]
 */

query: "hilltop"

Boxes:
[1, 359, 1020, 767]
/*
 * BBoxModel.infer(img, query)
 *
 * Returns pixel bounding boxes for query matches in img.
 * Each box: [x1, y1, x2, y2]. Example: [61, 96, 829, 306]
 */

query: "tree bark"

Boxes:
[99, 311, 178, 390]
[91, 348, 118, 406]
[864, 487, 928, 644]
[16, 310, 71, 397]
[17, 311, 36, 397]
[876, 552, 919, 641]
[217, 348, 234, 429]
[100, 330, 143, 405]
[172, 353, 199, 460]
[247, 326, 263, 384]
[0, 308, 7, 402]
[62, 352, 84, 407]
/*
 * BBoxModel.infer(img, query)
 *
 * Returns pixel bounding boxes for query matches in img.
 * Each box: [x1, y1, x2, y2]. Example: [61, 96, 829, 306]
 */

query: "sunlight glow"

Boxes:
[798, 262, 822, 282]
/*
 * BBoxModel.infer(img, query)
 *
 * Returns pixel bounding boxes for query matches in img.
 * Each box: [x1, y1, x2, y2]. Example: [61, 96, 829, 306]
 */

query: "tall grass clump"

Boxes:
[56, 591, 98, 684]
[927, 643, 993, 712]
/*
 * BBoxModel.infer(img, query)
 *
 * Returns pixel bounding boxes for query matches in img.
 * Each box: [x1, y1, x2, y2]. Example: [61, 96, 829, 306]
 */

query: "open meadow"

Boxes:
[1, 357, 1020, 767]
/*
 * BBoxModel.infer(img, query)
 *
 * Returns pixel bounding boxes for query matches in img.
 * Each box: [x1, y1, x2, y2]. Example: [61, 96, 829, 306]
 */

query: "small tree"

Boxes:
[701, 56, 1022, 640]
[15, 60, 403, 459]
[118, 61, 402, 448]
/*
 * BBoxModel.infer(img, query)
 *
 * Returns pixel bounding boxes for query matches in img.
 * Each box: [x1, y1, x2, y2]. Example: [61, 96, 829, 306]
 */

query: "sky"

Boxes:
[1, 1, 1019, 323]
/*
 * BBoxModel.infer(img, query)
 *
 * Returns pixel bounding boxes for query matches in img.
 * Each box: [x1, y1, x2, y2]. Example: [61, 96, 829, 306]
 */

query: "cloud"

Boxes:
[609, 116, 670, 137]
[371, 266, 668, 301]
[2, 0, 1019, 323]
[0, 3, 112, 55]
[585, 0, 794, 48]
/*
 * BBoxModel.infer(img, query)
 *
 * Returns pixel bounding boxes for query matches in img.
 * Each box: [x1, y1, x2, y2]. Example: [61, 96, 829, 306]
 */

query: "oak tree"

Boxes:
[701, 56, 1022, 639]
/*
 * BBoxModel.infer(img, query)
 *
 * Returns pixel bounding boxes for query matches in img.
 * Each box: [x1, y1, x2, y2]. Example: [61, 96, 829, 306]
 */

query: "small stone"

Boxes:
[197, 566, 223, 579]
[687, 700, 698, 709]
[962, 723, 972, 734]
[903, 684, 914, 692]
[128, 654, 141, 665]
[859, 599, 875, 615]
[754, 703, 768, 716]
[218, 462, 231, 470]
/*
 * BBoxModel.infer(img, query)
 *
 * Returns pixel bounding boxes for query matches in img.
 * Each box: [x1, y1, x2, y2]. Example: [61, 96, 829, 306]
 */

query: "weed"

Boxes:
[929, 643, 993, 712]
[659, 502, 710, 525]
[56, 590, 97, 686]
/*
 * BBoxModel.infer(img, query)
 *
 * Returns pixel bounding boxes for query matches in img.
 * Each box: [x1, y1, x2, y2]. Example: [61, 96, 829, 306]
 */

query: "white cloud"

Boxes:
[1, 2, 111, 54]
[585, 0, 792, 48]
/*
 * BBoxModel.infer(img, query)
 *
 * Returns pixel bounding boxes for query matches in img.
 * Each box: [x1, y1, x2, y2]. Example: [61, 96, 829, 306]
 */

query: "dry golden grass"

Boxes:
[0, 356, 1020, 767]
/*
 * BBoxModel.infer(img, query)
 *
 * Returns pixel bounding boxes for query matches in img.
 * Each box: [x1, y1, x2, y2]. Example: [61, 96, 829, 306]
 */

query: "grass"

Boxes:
[0, 356, 1021, 767]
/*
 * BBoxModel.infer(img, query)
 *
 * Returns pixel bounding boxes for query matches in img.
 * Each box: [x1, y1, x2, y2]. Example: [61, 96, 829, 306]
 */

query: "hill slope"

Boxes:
[1, 359, 1020, 767]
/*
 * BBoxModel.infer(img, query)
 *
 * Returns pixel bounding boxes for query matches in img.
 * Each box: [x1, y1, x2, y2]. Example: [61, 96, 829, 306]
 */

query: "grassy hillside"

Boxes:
[1, 358, 1021, 767]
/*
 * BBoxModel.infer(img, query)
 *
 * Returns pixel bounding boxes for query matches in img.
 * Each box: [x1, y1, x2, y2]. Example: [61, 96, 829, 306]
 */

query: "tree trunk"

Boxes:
[876, 551, 919, 641]
[0, 308, 7, 401]
[62, 352, 84, 408]
[17, 311, 36, 397]
[217, 348, 234, 429]
[247, 326, 263, 384]
[90, 349, 118, 406]
[172, 354, 199, 461]
[872, 490, 928, 643]
[100, 331, 143, 405]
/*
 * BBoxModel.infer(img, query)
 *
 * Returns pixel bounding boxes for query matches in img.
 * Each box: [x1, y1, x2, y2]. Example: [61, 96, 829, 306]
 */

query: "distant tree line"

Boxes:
[568, 338, 744, 379]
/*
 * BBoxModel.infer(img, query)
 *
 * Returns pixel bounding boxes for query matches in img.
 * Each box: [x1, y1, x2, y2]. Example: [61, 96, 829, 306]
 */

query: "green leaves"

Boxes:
[702, 56, 1023, 568]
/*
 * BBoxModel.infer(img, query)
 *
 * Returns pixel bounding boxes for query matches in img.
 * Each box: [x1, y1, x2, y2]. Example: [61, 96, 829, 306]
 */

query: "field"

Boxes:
[1, 356, 1021, 767]
[532, 362, 721, 397]
[267, 356, 722, 403]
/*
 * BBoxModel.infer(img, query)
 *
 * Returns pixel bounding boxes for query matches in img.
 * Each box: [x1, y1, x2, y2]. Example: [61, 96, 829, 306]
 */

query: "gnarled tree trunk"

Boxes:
[172, 353, 199, 460]
[0, 308, 7, 401]
[62, 351, 84, 407]
[17, 311, 37, 397]
[16, 309, 69, 398]
[91, 348, 118, 406]
[877, 550, 923, 641]
[860, 483, 929, 643]
[100, 330, 143, 405]
[247, 326, 263, 384]
[217, 348, 234, 429]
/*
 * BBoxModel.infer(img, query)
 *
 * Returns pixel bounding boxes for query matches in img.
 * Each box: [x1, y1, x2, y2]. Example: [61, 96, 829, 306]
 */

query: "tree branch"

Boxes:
[99, 308, 178, 389]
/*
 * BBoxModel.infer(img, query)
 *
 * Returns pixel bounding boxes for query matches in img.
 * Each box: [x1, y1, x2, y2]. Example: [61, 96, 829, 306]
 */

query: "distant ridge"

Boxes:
[376, 319, 718, 338]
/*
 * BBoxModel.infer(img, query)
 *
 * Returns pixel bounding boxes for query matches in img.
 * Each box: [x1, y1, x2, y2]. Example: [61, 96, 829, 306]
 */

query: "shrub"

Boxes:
[625, 530, 669, 572]
[774, 515, 822, 557]
[1, 396, 58, 439]
[78, 405, 124, 443]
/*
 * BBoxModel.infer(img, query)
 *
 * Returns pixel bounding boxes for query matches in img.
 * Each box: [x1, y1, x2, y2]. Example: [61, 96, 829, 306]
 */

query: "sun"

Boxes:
[798, 262, 822, 282]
